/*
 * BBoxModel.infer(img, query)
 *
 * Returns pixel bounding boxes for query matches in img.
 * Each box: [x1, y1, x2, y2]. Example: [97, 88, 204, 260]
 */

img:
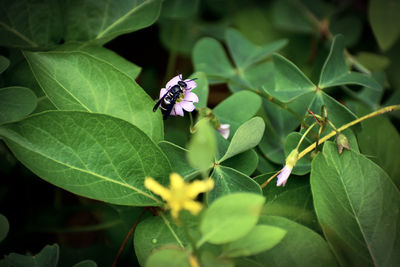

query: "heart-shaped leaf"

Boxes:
[209, 165, 262, 203]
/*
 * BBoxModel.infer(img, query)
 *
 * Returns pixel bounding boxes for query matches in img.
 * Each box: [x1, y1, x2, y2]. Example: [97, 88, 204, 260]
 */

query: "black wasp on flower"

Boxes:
[153, 74, 199, 120]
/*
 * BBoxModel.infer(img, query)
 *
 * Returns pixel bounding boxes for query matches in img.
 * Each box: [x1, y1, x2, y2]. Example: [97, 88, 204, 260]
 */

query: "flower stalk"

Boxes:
[261, 105, 400, 188]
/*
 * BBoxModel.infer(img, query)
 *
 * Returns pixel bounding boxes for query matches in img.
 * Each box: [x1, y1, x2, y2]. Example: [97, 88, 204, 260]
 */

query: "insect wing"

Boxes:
[153, 89, 170, 112]
[163, 96, 178, 120]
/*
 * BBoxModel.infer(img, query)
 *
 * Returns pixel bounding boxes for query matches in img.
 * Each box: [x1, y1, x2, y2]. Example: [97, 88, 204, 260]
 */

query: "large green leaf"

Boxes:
[225, 28, 287, 70]
[199, 193, 265, 245]
[158, 141, 199, 180]
[25, 51, 163, 142]
[64, 0, 162, 44]
[369, 0, 400, 51]
[134, 215, 188, 266]
[0, 0, 62, 48]
[192, 37, 235, 82]
[264, 54, 316, 102]
[0, 111, 171, 206]
[0, 244, 59, 267]
[56, 43, 141, 79]
[213, 91, 262, 135]
[209, 166, 262, 203]
[250, 216, 337, 267]
[218, 117, 265, 162]
[311, 142, 400, 267]
[357, 115, 400, 187]
[0, 87, 37, 125]
[318, 35, 381, 90]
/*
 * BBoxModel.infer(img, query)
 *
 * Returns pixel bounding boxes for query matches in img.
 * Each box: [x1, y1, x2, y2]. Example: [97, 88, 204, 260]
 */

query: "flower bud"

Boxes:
[336, 133, 350, 154]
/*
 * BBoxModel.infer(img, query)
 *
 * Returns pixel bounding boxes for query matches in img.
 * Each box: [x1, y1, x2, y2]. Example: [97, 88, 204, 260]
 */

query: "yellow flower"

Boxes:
[144, 173, 214, 219]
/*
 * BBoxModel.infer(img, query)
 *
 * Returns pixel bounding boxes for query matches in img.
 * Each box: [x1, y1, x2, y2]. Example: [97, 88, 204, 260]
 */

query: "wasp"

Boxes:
[153, 74, 197, 120]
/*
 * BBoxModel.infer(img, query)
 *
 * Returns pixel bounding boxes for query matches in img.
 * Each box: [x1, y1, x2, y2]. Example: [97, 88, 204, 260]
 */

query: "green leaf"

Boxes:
[201, 252, 235, 267]
[64, 0, 162, 44]
[213, 91, 262, 136]
[257, 174, 319, 231]
[25, 51, 163, 142]
[134, 215, 188, 266]
[0, 214, 9, 243]
[223, 225, 286, 257]
[318, 35, 381, 90]
[0, 244, 59, 267]
[158, 141, 199, 180]
[221, 149, 258, 176]
[0, 55, 10, 74]
[191, 72, 209, 109]
[72, 260, 97, 267]
[265, 54, 316, 102]
[0, 111, 171, 206]
[199, 193, 265, 245]
[160, 0, 199, 19]
[272, 0, 313, 33]
[369, 0, 400, 51]
[209, 166, 262, 203]
[330, 15, 362, 47]
[283, 132, 312, 175]
[219, 117, 265, 162]
[0, 87, 37, 125]
[192, 37, 235, 82]
[0, 0, 62, 48]
[252, 216, 337, 267]
[187, 120, 217, 174]
[145, 248, 190, 267]
[356, 52, 390, 71]
[225, 28, 287, 69]
[357, 115, 400, 187]
[56, 43, 141, 79]
[311, 142, 400, 267]
[258, 98, 304, 164]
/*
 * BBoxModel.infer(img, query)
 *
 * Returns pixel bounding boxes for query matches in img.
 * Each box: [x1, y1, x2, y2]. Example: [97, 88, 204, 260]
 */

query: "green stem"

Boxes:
[296, 122, 317, 150]
[297, 105, 400, 159]
[182, 220, 199, 256]
[261, 105, 400, 188]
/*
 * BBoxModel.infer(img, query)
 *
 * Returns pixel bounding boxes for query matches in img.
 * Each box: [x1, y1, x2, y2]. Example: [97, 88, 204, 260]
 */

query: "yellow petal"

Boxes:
[189, 255, 199, 267]
[169, 173, 185, 190]
[186, 179, 214, 198]
[144, 177, 171, 200]
[183, 200, 203, 215]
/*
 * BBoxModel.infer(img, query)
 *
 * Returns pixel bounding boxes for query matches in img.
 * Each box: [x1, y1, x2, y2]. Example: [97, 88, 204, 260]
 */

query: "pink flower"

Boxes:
[276, 165, 292, 186]
[159, 74, 199, 117]
[276, 149, 299, 187]
[218, 124, 230, 139]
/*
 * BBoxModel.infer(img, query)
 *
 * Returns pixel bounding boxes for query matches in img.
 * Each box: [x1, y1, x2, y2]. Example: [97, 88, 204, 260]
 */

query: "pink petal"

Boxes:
[159, 88, 168, 99]
[166, 74, 182, 89]
[174, 104, 184, 116]
[180, 101, 195, 112]
[170, 108, 176, 116]
[218, 124, 230, 139]
[184, 91, 199, 103]
[184, 79, 197, 90]
[276, 165, 292, 187]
